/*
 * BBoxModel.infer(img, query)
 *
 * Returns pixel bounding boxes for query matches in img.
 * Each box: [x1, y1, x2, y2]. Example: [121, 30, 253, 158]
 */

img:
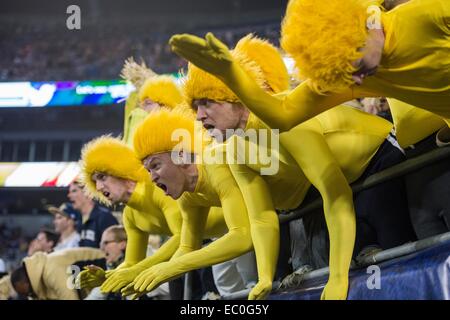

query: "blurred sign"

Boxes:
[0, 162, 80, 187]
[0, 80, 135, 107]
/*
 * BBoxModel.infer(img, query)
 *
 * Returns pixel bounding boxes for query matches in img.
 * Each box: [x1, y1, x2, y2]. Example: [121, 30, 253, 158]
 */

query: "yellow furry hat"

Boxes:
[281, 0, 370, 93]
[133, 106, 207, 160]
[80, 135, 149, 205]
[234, 34, 289, 94]
[183, 38, 266, 107]
[138, 75, 183, 108]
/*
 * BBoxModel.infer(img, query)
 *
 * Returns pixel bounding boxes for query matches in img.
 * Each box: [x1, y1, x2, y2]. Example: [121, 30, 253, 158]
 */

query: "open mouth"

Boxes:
[203, 123, 215, 131]
[156, 183, 168, 195]
[103, 191, 111, 199]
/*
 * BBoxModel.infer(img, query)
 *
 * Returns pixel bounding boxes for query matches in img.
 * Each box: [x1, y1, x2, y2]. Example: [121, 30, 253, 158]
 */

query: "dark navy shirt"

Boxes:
[78, 204, 118, 248]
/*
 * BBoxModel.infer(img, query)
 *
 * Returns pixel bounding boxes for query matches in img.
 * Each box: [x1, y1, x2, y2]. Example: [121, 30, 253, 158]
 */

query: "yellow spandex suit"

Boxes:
[169, 0, 450, 131]
[78, 136, 227, 293]
[102, 178, 227, 293]
[228, 105, 393, 300]
[131, 150, 256, 297]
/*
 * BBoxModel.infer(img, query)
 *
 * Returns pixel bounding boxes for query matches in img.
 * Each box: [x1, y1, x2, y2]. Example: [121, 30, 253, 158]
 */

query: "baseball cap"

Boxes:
[47, 202, 81, 223]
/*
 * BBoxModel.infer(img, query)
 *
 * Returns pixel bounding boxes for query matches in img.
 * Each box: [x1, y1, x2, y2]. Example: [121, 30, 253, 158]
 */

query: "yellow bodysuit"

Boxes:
[228, 105, 393, 299]
[100, 177, 227, 293]
[130, 159, 256, 297]
[122, 107, 148, 147]
[169, 0, 449, 130]
[388, 99, 447, 149]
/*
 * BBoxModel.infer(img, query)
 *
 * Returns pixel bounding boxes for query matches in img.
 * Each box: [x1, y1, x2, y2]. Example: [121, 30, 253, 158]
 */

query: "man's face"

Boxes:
[53, 213, 71, 234]
[194, 99, 244, 141]
[100, 231, 126, 264]
[67, 183, 88, 211]
[143, 152, 187, 200]
[352, 29, 384, 85]
[35, 232, 54, 253]
[92, 173, 131, 204]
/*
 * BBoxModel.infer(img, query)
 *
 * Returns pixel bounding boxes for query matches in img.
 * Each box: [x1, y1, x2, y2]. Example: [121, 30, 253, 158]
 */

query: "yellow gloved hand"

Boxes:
[170, 32, 233, 78]
[248, 278, 273, 300]
[120, 282, 140, 297]
[100, 265, 145, 293]
[77, 265, 106, 289]
[171, 33, 354, 132]
[320, 276, 349, 300]
[132, 261, 179, 293]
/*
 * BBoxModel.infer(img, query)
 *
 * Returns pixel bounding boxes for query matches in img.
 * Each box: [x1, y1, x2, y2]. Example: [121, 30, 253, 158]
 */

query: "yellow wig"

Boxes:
[80, 135, 149, 205]
[281, 0, 369, 93]
[138, 75, 183, 108]
[183, 45, 265, 108]
[234, 34, 290, 94]
[133, 107, 206, 160]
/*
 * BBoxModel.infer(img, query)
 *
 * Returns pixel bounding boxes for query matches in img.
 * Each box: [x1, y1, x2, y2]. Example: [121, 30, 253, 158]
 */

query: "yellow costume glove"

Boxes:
[170, 32, 234, 77]
[132, 261, 182, 294]
[100, 265, 145, 293]
[320, 276, 349, 300]
[170, 33, 352, 131]
[77, 265, 106, 289]
[248, 279, 273, 300]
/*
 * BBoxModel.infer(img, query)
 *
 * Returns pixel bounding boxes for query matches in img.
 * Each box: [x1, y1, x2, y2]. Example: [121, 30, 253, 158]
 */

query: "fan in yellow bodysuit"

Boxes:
[183, 34, 416, 299]
[169, 0, 450, 131]
[128, 107, 259, 298]
[76, 136, 227, 295]
[120, 58, 183, 147]
[120, 57, 156, 146]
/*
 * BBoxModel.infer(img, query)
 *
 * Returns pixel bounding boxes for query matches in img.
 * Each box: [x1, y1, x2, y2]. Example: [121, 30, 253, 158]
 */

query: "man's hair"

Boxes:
[104, 225, 127, 242]
[10, 264, 29, 288]
[70, 180, 83, 187]
[40, 228, 60, 246]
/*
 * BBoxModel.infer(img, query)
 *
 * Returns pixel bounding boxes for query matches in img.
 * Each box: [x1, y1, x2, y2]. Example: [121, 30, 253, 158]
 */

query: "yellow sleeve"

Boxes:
[132, 195, 183, 269]
[280, 125, 356, 299]
[121, 206, 149, 267]
[169, 164, 253, 271]
[224, 62, 356, 131]
[170, 200, 210, 260]
[226, 137, 279, 286]
[122, 91, 138, 144]
[131, 164, 254, 295]
[388, 98, 446, 148]
[122, 108, 149, 147]
[169, 33, 353, 131]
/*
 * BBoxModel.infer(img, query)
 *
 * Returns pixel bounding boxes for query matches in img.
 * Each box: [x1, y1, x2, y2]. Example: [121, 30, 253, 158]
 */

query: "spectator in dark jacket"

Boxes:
[67, 181, 117, 248]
